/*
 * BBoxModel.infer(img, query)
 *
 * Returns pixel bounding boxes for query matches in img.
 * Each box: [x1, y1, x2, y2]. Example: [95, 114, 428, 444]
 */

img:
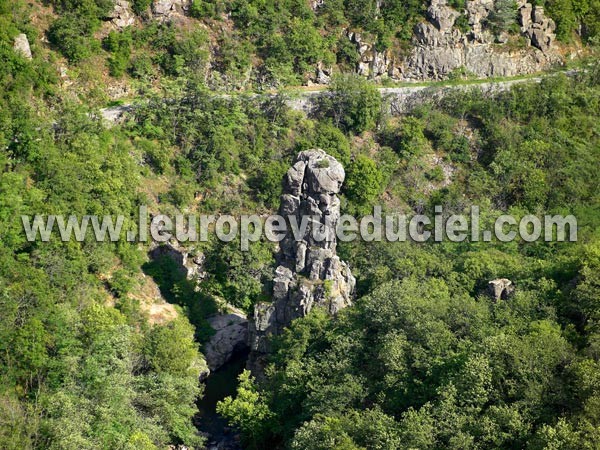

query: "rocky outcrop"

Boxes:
[340, 0, 561, 82]
[488, 278, 515, 301]
[100, 104, 133, 126]
[107, 0, 135, 29]
[523, 5, 556, 52]
[401, 0, 560, 81]
[13, 33, 32, 60]
[204, 310, 249, 371]
[310, 0, 325, 11]
[346, 30, 395, 80]
[248, 150, 355, 370]
[149, 242, 206, 284]
[428, 0, 460, 33]
[465, 0, 495, 42]
[152, 0, 189, 21]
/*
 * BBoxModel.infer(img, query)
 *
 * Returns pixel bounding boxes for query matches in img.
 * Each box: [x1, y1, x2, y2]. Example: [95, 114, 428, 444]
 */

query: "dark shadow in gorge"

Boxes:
[195, 348, 249, 449]
[142, 252, 218, 343]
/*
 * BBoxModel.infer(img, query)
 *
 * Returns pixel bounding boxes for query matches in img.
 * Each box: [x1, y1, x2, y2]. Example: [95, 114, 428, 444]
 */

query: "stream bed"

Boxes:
[194, 350, 248, 450]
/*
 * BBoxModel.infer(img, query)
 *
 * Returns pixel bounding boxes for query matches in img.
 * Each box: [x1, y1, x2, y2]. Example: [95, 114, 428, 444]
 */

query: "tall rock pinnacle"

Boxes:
[248, 150, 356, 369]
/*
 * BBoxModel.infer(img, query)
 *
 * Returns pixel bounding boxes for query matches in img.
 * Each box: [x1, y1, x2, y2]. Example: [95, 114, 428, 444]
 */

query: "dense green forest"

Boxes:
[215, 69, 600, 448]
[1, 0, 600, 448]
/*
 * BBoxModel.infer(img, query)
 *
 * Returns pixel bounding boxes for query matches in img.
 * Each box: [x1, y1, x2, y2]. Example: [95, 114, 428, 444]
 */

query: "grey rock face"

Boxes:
[248, 150, 355, 371]
[100, 104, 133, 126]
[13, 33, 32, 60]
[428, 0, 460, 33]
[311, 0, 325, 11]
[204, 311, 249, 371]
[488, 278, 515, 302]
[346, 30, 395, 80]
[149, 242, 206, 283]
[107, 0, 135, 29]
[152, 0, 189, 21]
[522, 5, 556, 52]
[336, 0, 561, 83]
[402, 0, 560, 81]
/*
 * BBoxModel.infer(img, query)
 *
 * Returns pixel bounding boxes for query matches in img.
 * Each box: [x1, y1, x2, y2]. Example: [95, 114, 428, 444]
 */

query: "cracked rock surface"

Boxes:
[248, 150, 355, 372]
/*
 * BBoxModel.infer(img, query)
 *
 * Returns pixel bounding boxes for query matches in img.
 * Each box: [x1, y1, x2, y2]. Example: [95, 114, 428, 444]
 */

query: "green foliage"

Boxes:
[48, 14, 100, 63]
[104, 30, 132, 77]
[344, 154, 385, 208]
[248, 160, 288, 208]
[129, 54, 155, 79]
[4, 1, 600, 447]
[319, 74, 382, 134]
[142, 254, 217, 342]
[202, 239, 274, 311]
[217, 370, 274, 448]
[47, 0, 114, 62]
[145, 317, 199, 375]
[109, 268, 134, 297]
[454, 13, 471, 33]
[137, 138, 171, 173]
[229, 277, 581, 448]
[131, 0, 152, 15]
[189, 0, 215, 19]
[532, 0, 600, 41]
[448, 0, 466, 9]
[214, 74, 600, 450]
[486, 0, 518, 34]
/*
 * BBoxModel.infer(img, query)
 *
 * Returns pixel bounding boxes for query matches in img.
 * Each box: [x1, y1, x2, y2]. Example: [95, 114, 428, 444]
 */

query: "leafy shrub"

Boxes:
[47, 0, 114, 62]
[189, 0, 220, 19]
[104, 31, 132, 77]
[449, 135, 471, 163]
[129, 54, 155, 79]
[335, 35, 360, 72]
[319, 74, 382, 134]
[344, 154, 385, 207]
[109, 268, 134, 297]
[426, 165, 445, 182]
[131, 0, 152, 15]
[486, 0, 518, 34]
[137, 138, 171, 173]
[249, 160, 287, 209]
[48, 14, 99, 63]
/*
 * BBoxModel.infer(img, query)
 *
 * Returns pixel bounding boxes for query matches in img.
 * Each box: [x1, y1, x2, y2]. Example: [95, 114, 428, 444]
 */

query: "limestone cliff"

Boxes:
[248, 150, 355, 370]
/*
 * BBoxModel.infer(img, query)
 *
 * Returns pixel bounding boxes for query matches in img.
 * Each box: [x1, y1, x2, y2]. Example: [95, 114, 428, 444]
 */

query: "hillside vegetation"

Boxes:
[1, 0, 600, 449]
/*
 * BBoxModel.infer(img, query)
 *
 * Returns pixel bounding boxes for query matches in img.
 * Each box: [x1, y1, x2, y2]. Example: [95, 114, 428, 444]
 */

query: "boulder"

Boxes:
[311, 0, 325, 11]
[13, 33, 32, 59]
[204, 311, 249, 371]
[110, 0, 135, 29]
[532, 5, 546, 24]
[519, 3, 533, 31]
[428, 0, 460, 33]
[152, 0, 189, 21]
[488, 278, 515, 301]
[519, 3, 556, 52]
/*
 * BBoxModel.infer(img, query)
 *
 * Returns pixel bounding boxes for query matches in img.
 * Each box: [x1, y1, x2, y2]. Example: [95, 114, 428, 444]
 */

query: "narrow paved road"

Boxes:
[100, 70, 577, 123]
